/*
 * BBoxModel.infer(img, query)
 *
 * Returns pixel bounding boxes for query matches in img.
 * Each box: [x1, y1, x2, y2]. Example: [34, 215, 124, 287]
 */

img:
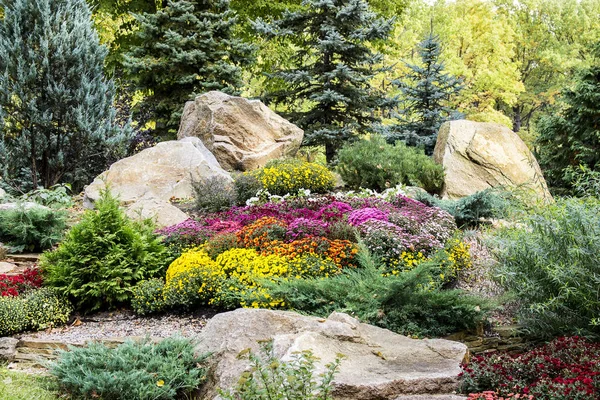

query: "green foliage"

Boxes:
[492, 197, 600, 339]
[254, 159, 336, 196]
[192, 175, 236, 212]
[220, 339, 341, 400]
[0, 205, 67, 253]
[254, 0, 396, 163]
[568, 164, 600, 197]
[0, 295, 28, 336]
[0, 288, 72, 336]
[124, 0, 254, 137]
[387, 33, 463, 154]
[0, 368, 60, 400]
[415, 189, 510, 228]
[536, 44, 600, 192]
[268, 250, 489, 337]
[131, 278, 166, 316]
[337, 135, 444, 194]
[233, 173, 263, 206]
[0, 0, 131, 192]
[25, 288, 73, 331]
[50, 337, 209, 400]
[41, 190, 171, 312]
[20, 184, 73, 209]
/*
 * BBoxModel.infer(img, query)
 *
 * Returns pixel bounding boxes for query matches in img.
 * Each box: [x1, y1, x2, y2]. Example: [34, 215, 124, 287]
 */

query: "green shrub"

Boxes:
[0, 296, 28, 335]
[192, 175, 236, 212]
[415, 189, 510, 227]
[266, 248, 489, 337]
[233, 173, 262, 205]
[131, 278, 166, 316]
[254, 159, 335, 196]
[0, 205, 67, 252]
[25, 288, 72, 331]
[0, 288, 72, 336]
[337, 135, 444, 194]
[21, 184, 74, 209]
[220, 339, 341, 400]
[492, 197, 600, 339]
[50, 337, 209, 400]
[41, 190, 171, 312]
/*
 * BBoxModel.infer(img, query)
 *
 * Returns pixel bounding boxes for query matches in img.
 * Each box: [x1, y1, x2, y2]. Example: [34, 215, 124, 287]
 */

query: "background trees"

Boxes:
[123, 0, 254, 137]
[386, 33, 463, 154]
[254, 0, 396, 163]
[535, 43, 600, 192]
[0, 0, 130, 193]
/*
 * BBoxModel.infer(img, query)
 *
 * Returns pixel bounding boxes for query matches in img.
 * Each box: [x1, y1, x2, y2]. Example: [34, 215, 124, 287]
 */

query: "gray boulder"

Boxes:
[434, 120, 552, 202]
[177, 91, 304, 171]
[84, 137, 231, 227]
[195, 309, 468, 400]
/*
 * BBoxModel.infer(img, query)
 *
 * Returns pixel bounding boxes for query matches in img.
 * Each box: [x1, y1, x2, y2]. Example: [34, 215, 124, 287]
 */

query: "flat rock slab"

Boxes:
[195, 309, 467, 400]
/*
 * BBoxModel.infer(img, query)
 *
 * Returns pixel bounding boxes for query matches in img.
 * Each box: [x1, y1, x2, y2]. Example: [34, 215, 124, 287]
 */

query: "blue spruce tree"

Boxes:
[0, 0, 131, 193]
[388, 33, 463, 155]
[124, 0, 254, 137]
[254, 0, 396, 163]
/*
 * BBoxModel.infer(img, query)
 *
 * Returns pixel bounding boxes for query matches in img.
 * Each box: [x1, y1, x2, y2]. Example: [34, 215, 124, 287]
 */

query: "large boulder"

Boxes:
[84, 137, 231, 227]
[195, 309, 468, 400]
[177, 91, 304, 171]
[434, 120, 552, 202]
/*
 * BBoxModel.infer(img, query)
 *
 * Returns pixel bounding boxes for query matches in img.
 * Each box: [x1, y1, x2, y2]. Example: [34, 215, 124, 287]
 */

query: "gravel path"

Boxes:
[15, 309, 216, 344]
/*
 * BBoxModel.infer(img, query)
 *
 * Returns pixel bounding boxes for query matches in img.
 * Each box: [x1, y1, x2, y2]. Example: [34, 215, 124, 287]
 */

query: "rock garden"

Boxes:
[2, 0, 600, 399]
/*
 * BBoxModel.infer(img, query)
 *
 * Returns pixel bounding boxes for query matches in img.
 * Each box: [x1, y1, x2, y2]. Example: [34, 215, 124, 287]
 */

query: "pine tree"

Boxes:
[0, 0, 131, 193]
[124, 0, 254, 137]
[388, 33, 463, 155]
[254, 0, 396, 163]
[536, 43, 600, 192]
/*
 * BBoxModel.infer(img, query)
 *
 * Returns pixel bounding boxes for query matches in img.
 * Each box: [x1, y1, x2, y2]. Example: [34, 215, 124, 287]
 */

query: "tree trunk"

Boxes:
[512, 105, 522, 133]
[325, 142, 336, 164]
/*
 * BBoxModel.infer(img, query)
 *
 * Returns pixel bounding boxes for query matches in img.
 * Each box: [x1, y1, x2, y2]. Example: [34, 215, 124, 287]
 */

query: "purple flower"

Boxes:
[348, 208, 389, 226]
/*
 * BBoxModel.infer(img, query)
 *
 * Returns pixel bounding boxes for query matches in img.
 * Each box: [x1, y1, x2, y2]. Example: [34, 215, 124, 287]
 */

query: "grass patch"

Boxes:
[0, 367, 61, 400]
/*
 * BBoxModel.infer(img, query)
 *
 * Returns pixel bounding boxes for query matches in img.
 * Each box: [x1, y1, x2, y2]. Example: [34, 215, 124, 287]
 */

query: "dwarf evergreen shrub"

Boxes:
[41, 190, 171, 312]
[0, 205, 67, 252]
[51, 337, 209, 400]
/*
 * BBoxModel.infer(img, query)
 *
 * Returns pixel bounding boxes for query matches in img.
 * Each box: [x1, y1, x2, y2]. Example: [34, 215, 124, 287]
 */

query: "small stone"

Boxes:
[0, 261, 17, 274]
[0, 338, 19, 362]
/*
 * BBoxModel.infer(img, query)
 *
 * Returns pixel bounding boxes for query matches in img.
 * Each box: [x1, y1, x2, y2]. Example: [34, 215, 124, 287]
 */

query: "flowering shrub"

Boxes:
[0, 268, 43, 297]
[0, 288, 72, 335]
[141, 191, 463, 316]
[237, 217, 288, 248]
[347, 207, 388, 226]
[254, 159, 335, 196]
[460, 336, 600, 399]
[156, 219, 213, 255]
[286, 218, 328, 241]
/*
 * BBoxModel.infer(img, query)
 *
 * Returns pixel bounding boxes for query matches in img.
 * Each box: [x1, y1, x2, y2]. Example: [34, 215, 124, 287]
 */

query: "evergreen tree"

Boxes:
[124, 0, 254, 137]
[254, 0, 396, 163]
[0, 0, 131, 193]
[536, 43, 600, 192]
[387, 33, 463, 155]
